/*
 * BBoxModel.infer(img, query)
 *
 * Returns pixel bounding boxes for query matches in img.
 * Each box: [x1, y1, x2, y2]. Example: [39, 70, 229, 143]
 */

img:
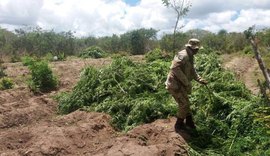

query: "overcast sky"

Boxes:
[0, 0, 270, 37]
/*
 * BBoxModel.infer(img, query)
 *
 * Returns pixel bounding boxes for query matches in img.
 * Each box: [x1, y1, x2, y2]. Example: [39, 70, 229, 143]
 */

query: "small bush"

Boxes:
[0, 78, 14, 90]
[0, 65, 6, 78]
[28, 60, 58, 93]
[145, 48, 172, 62]
[44, 52, 66, 62]
[79, 46, 106, 59]
[21, 56, 36, 66]
[44, 52, 54, 62]
[242, 46, 253, 54]
[57, 52, 66, 61]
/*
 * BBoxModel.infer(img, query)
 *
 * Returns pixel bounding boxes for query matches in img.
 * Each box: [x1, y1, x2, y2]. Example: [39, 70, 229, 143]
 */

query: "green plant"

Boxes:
[57, 50, 270, 155]
[0, 77, 14, 90]
[187, 52, 269, 155]
[145, 48, 172, 62]
[57, 52, 66, 61]
[0, 64, 6, 78]
[28, 60, 58, 93]
[44, 52, 54, 62]
[79, 46, 107, 58]
[57, 56, 174, 130]
[44, 52, 66, 61]
[21, 55, 36, 66]
[242, 46, 252, 54]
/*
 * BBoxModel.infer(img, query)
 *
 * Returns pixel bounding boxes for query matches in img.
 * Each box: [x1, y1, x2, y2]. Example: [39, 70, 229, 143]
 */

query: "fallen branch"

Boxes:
[250, 38, 270, 91]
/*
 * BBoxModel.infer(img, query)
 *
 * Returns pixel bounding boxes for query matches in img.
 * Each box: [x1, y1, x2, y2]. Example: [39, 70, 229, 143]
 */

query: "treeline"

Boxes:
[0, 26, 270, 60]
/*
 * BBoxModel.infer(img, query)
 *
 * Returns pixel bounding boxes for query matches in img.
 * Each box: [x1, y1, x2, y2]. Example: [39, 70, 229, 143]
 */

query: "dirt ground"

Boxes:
[222, 54, 261, 95]
[0, 56, 189, 156]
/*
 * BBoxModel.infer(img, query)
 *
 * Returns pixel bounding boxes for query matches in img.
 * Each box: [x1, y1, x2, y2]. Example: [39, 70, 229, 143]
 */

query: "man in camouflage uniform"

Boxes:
[165, 38, 207, 131]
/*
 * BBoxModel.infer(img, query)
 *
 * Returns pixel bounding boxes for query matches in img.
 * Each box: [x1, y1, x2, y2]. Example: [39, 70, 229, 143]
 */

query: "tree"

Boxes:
[160, 32, 188, 52]
[259, 28, 270, 49]
[162, 0, 191, 51]
[131, 30, 144, 55]
[119, 28, 158, 55]
[110, 34, 120, 53]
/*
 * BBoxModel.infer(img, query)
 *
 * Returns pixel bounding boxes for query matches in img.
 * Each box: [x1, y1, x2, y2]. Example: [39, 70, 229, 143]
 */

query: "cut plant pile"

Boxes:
[58, 49, 270, 155]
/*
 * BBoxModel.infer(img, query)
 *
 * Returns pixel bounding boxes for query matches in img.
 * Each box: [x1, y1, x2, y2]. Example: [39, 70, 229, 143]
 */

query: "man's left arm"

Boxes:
[192, 66, 208, 85]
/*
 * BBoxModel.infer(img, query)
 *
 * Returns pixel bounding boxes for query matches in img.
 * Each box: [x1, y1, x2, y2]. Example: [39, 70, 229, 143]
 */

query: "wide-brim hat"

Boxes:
[185, 38, 202, 50]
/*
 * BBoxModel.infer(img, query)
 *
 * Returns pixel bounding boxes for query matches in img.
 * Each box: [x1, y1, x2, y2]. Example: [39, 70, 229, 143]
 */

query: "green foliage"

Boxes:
[0, 77, 14, 90]
[130, 30, 145, 55]
[160, 32, 189, 52]
[27, 60, 58, 93]
[21, 55, 36, 66]
[0, 62, 13, 90]
[1, 26, 270, 59]
[79, 46, 107, 58]
[11, 27, 75, 57]
[43, 52, 66, 62]
[57, 52, 66, 61]
[188, 52, 270, 155]
[242, 46, 253, 54]
[58, 49, 269, 155]
[145, 48, 172, 62]
[58, 56, 175, 130]
[0, 64, 6, 78]
[44, 52, 54, 62]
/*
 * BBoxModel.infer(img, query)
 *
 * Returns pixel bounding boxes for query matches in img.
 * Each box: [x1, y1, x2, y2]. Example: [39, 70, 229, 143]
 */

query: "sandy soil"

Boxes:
[222, 54, 261, 95]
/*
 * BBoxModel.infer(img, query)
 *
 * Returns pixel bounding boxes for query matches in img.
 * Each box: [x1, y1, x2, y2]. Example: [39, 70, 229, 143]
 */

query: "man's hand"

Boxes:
[199, 79, 208, 85]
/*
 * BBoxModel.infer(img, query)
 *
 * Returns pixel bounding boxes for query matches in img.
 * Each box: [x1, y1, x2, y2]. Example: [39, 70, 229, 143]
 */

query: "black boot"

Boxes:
[185, 115, 196, 129]
[174, 118, 186, 131]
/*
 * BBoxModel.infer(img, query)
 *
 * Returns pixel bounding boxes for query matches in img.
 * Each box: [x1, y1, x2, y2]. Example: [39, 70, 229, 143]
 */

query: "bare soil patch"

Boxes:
[222, 54, 261, 95]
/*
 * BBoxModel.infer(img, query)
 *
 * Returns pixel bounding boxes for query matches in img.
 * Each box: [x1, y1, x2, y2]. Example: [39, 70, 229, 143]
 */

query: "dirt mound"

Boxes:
[0, 111, 115, 155]
[0, 88, 56, 129]
[1, 111, 188, 156]
[93, 118, 189, 156]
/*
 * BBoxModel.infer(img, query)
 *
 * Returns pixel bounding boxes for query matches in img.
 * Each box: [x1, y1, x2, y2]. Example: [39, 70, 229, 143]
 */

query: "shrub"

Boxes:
[21, 56, 36, 66]
[28, 60, 58, 93]
[57, 52, 66, 61]
[145, 48, 172, 62]
[44, 52, 54, 62]
[79, 46, 106, 58]
[44, 52, 66, 62]
[242, 46, 253, 54]
[0, 64, 6, 78]
[0, 77, 14, 90]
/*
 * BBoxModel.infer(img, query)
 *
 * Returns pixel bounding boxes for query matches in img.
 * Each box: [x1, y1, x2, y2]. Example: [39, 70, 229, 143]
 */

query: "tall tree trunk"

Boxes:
[250, 39, 270, 91]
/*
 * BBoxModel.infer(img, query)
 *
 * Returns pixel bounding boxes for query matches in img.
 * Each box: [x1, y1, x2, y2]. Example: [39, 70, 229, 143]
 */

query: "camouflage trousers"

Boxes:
[167, 87, 191, 119]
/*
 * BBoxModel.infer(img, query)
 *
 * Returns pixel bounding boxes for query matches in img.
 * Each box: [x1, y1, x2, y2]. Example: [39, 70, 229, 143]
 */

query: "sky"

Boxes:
[0, 0, 270, 37]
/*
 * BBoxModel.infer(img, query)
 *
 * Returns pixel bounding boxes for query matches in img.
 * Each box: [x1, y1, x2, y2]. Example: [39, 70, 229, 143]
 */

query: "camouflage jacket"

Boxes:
[165, 48, 202, 94]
